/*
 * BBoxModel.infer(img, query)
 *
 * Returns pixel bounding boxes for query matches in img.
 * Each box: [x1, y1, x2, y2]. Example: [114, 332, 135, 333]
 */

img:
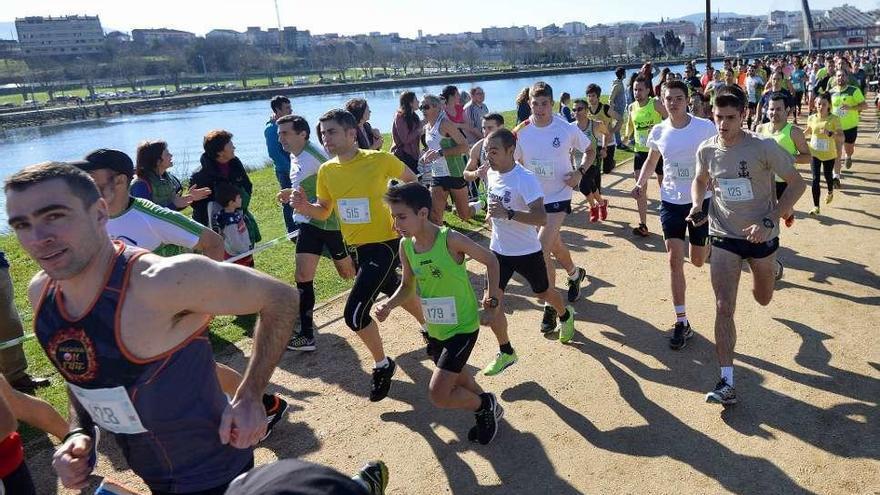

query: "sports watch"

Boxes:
[762, 217, 775, 229]
[485, 296, 499, 308]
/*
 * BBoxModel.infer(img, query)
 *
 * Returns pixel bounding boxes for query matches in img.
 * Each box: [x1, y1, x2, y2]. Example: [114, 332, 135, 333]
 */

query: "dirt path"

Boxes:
[28, 112, 879, 494]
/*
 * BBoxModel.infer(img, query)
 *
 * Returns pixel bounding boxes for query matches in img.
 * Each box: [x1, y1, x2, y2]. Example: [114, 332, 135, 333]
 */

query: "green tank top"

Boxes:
[402, 227, 479, 340]
[630, 97, 662, 153]
[758, 122, 795, 183]
[440, 137, 465, 177]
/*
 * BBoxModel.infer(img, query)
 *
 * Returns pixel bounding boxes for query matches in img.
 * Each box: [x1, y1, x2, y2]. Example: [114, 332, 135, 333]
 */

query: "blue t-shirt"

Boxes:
[264, 120, 291, 177]
[790, 69, 806, 92]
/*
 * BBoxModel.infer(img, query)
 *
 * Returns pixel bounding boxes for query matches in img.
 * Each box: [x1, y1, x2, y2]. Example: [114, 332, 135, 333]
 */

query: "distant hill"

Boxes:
[0, 21, 17, 40]
[675, 12, 753, 25]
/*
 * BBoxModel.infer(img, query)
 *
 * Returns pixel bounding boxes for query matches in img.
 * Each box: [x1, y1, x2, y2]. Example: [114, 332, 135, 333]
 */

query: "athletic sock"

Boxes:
[469, 200, 483, 217]
[374, 357, 390, 369]
[567, 267, 579, 281]
[674, 305, 687, 324]
[721, 366, 734, 387]
[499, 342, 515, 355]
[559, 309, 571, 322]
[296, 281, 316, 339]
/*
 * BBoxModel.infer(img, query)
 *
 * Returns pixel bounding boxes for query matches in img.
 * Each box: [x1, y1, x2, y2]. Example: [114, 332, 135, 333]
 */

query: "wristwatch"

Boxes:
[485, 296, 499, 308]
[438, 148, 445, 157]
[762, 217, 775, 229]
[507, 208, 516, 220]
[577, 166, 588, 175]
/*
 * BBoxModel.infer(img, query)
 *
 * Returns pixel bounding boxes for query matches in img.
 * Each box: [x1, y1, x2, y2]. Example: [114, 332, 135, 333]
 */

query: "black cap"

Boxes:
[225, 459, 366, 495]
[70, 149, 134, 177]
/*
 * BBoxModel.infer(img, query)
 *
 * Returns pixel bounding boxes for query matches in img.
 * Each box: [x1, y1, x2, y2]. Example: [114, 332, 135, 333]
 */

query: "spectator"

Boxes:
[558, 92, 575, 122]
[0, 386, 34, 494]
[609, 67, 627, 147]
[0, 251, 48, 394]
[515, 87, 531, 123]
[190, 130, 261, 247]
[131, 140, 210, 210]
[264, 96, 297, 234]
[654, 67, 670, 97]
[441, 85, 480, 142]
[626, 72, 639, 107]
[463, 86, 489, 144]
[209, 182, 255, 267]
[345, 98, 383, 150]
[391, 91, 423, 173]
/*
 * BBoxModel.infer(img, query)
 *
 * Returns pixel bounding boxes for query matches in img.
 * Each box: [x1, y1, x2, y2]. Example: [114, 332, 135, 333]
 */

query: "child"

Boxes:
[804, 93, 844, 216]
[375, 182, 504, 445]
[209, 182, 254, 267]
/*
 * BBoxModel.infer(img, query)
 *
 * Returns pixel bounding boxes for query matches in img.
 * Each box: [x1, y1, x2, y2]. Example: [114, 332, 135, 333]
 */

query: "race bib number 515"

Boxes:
[338, 198, 371, 224]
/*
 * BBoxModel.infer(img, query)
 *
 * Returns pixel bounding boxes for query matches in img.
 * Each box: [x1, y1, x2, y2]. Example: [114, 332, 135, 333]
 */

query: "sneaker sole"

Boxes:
[567, 269, 586, 302]
[669, 329, 694, 350]
[286, 344, 317, 351]
[705, 394, 738, 405]
[261, 399, 290, 441]
[369, 361, 396, 402]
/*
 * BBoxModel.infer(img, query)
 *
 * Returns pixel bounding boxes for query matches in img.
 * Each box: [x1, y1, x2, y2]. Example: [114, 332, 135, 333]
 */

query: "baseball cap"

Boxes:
[70, 149, 134, 177]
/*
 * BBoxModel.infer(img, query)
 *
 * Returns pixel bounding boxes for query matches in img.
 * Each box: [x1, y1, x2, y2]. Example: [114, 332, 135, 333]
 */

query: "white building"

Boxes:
[15, 15, 104, 57]
[563, 22, 588, 36]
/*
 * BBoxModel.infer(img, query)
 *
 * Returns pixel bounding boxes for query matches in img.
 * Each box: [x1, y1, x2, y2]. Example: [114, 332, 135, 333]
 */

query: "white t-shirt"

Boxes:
[646, 115, 717, 205]
[487, 164, 544, 256]
[107, 198, 203, 256]
[290, 142, 330, 225]
[514, 117, 590, 203]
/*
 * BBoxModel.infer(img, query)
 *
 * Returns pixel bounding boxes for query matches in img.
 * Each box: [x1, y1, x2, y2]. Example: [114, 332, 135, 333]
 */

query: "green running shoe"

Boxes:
[483, 351, 518, 376]
[558, 306, 576, 344]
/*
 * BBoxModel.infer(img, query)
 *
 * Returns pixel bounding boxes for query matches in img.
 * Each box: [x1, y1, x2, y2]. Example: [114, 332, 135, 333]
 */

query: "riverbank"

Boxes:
[0, 58, 692, 130]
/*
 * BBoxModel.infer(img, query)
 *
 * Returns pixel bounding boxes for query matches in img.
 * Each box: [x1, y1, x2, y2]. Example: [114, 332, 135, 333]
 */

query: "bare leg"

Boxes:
[635, 173, 648, 225]
[428, 369, 482, 411]
[537, 287, 568, 315]
[689, 242, 710, 267]
[355, 320, 386, 363]
[488, 310, 510, 346]
[333, 256, 356, 280]
[450, 187, 472, 221]
[748, 253, 777, 306]
[539, 212, 570, 293]
[430, 186, 450, 225]
[401, 293, 425, 325]
[709, 247, 742, 367]
[666, 238, 687, 308]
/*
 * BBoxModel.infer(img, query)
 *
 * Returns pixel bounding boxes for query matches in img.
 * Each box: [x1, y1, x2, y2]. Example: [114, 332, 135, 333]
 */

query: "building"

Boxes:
[15, 15, 104, 57]
[563, 22, 588, 36]
[206, 29, 247, 42]
[105, 31, 130, 43]
[0, 39, 20, 56]
[812, 4, 880, 48]
[131, 28, 195, 45]
[481, 26, 535, 42]
[638, 20, 698, 39]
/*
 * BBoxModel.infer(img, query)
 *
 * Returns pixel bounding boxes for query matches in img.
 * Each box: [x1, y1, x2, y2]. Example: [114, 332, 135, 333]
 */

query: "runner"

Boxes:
[830, 67, 867, 184]
[71, 149, 289, 439]
[753, 71, 793, 131]
[585, 83, 620, 176]
[463, 112, 504, 202]
[291, 109, 425, 402]
[790, 62, 807, 124]
[756, 92, 811, 231]
[625, 75, 668, 237]
[687, 87, 805, 404]
[513, 81, 593, 316]
[744, 65, 765, 129]
[481, 128, 578, 376]
[418, 94, 479, 223]
[5, 162, 298, 493]
[377, 182, 504, 445]
[572, 98, 611, 223]
[276, 115, 355, 352]
[803, 93, 844, 216]
[629, 80, 717, 350]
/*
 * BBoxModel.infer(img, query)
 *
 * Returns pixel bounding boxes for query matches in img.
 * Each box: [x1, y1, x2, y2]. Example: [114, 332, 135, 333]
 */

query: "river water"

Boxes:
[0, 64, 686, 222]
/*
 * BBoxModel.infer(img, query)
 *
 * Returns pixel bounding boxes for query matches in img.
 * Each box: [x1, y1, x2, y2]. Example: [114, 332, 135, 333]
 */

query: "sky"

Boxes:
[1, 0, 878, 38]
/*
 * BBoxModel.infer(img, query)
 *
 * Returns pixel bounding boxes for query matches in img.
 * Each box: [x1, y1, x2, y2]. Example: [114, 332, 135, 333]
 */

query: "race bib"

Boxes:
[667, 161, 693, 182]
[718, 178, 754, 202]
[528, 159, 556, 179]
[431, 159, 450, 177]
[835, 106, 848, 117]
[811, 136, 830, 152]
[636, 131, 649, 147]
[337, 198, 371, 224]
[421, 296, 458, 325]
[68, 383, 147, 435]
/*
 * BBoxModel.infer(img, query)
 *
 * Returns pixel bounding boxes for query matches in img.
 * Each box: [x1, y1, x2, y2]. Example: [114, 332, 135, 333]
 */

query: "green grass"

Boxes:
[6, 108, 631, 445]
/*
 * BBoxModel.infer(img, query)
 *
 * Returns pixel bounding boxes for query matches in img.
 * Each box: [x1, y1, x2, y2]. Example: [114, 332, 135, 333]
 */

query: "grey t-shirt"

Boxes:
[696, 132, 796, 240]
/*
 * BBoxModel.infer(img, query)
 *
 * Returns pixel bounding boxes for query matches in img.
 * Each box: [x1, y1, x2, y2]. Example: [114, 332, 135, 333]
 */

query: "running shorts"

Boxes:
[427, 329, 479, 373]
[659, 198, 710, 245]
[544, 199, 572, 214]
[843, 127, 858, 144]
[634, 151, 664, 176]
[433, 176, 468, 191]
[295, 223, 349, 260]
[494, 250, 550, 294]
[711, 236, 780, 260]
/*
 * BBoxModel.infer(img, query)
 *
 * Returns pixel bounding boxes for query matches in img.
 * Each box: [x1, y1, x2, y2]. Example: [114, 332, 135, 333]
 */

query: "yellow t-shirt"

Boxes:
[316, 150, 405, 246]
[806, 113, 842, 162]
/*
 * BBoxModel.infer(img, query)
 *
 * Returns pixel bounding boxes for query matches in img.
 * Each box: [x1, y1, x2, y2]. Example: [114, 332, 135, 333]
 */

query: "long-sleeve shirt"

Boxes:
[391, 113, 422, 161]
[264, 120, 291, 177]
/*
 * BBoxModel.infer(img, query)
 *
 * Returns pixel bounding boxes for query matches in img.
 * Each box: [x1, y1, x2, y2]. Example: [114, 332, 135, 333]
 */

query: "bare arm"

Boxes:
[633, 148, 662, 192]
[0, 387, 16, 438]
[291, 193, 333, 221]
[687, 151, 711, 225]
[193, 228, 226, 261]
[790, 127, 812, 164]
[773, 163, 806, 222]
[440, 120, 469, 156]
[463, 141, 487, 182]
[399, 164, 418, 183]
[446, 230, 502, 302]
[488, 197, 546, 227]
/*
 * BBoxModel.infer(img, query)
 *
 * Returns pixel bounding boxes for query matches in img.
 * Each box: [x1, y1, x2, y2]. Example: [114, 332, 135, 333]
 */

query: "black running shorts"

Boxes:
[494, 250, 550, 294]
[295, 223, 349, 260]
[433, 176, 468, 191]
[345, 239, 401, 331]
[544, 199, 572, 214]
[843, 127, 858, 144]
[427, 329, 479, 373]
[659, 198, 710, 245]
[711, 236, 780, 260]
[634, 151, 664, 176]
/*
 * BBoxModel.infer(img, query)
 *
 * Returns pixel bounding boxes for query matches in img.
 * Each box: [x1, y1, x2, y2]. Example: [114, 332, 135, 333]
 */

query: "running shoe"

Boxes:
[599, 199, 609, 221]
[825, 192, 834, 205]
[286, 334, 316, 352]
[809, 207, 820, 216]
[589, 204, 600, 223]
[262, 394, 289, 441]
[669, 322, 694, 350]
[706, 378, 737, 405]
[352, 460, 389, 495]
[540, 305, 558, 333]
[467, 393, 500, 445]
[557, 305, 576, 344]
[369, 358, 396, 402]
[833, 176, 841, 189]
[617, 143, 633, 153]
[784, 214, 795, 228]
[774, 259, 784, 281]
[845, 156, 852, 169]
[483, 351, 517, 376]
[567, 267, 587, 302]
[632, 223, 649, 237]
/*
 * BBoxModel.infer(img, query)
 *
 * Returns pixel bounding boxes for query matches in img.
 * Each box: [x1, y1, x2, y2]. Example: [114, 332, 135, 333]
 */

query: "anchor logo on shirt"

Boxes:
[737, 161, 751, 179]
[552, 137, 561, 148]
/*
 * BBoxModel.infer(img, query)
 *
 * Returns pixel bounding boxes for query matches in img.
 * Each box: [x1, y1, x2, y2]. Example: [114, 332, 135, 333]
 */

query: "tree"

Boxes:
[164, 51, 188, 92]
[358, 43, 375, 78]
[662, 30, 684, 58]
[233, 45, 263, 88]
[637, 32, 663, 59]
[115, 56, 145, 91]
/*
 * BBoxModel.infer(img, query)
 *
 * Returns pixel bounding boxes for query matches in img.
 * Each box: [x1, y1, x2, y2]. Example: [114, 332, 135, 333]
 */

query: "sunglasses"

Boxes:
[419, 104, 431, 111]
[574, 107, 586, 112]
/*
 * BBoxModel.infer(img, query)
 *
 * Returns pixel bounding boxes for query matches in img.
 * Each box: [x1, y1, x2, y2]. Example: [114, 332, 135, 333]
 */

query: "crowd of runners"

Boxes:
[0, 48, 874, 494]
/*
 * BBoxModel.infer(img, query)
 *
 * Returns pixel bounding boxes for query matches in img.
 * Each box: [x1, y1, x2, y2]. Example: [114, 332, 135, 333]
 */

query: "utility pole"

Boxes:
[275, 0, 285, 54]
[705, 0, 712, 67]
[801, 0, 815, 51]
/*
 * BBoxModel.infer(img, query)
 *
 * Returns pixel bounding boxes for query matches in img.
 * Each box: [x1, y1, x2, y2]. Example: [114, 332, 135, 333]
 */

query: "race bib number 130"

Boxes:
[338, 198, 371, 224]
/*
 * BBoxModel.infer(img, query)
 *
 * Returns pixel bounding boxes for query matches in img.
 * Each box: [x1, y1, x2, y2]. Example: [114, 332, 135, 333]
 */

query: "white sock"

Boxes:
[374, 357, 390, 369]
[568, 267, 580, 281]
[674, 305, 687, 324]
[469, 200, 483, 217]
[833, 172, 840, 178]
[720, 366, 734, 387]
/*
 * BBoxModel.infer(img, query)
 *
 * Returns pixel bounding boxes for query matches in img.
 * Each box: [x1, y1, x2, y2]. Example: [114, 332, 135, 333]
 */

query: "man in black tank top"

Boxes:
[5, 163, 298, 494]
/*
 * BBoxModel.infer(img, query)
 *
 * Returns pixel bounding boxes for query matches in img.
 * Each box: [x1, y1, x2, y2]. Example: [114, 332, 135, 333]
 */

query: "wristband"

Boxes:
[63, 428, 91, 443]
[507, 209, 515, 220]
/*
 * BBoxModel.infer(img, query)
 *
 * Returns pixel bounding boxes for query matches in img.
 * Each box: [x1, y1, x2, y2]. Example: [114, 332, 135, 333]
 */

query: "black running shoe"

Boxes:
[540, 305, 558, 333]
[567, 267, 587, 302]
[833, 177, 841, 189]
[632, 223, 649, 237]
[669, 322, 694, 350]
[369, 358, 396, 402]
[467, 393, 500, 445]
[352, 460, 389, 495]
[261, 394, 289, 441]
[706, 378, 737, 405]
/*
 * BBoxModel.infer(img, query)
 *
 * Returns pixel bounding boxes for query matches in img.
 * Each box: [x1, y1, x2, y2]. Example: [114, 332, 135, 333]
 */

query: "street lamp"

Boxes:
[197, 54, 208, 83]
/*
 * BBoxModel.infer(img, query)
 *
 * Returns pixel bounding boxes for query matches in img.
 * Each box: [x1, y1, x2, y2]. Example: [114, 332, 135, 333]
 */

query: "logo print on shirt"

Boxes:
[430, 266, 442, 279]
[47, 327, 99, 383]
[737, 161, 751, 179]
[552, 137, 561, 148]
